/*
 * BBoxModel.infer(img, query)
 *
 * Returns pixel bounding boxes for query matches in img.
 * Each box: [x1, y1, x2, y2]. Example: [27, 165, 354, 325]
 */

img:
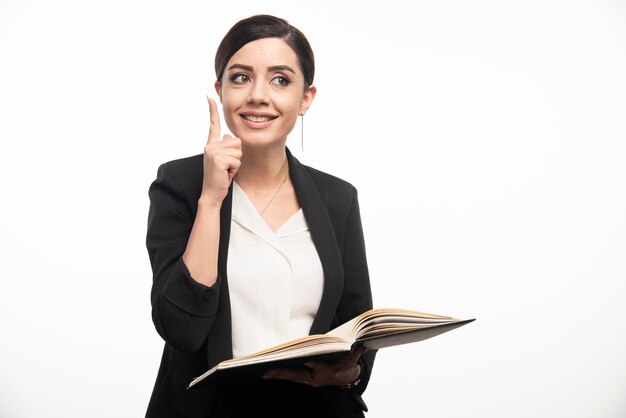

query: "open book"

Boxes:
[187, 308, 474, 389]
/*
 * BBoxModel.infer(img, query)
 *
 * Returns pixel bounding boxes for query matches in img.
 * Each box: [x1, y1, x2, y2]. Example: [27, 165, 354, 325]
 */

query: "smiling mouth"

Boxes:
[241, 114, 278, 122]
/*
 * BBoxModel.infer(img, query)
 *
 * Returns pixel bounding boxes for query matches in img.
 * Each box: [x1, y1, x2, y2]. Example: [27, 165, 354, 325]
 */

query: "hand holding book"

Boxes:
[262, 345, 367, 388]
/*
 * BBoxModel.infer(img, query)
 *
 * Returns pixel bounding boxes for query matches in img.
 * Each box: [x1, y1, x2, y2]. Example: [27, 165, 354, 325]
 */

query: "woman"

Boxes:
[146, 14, 375, 417]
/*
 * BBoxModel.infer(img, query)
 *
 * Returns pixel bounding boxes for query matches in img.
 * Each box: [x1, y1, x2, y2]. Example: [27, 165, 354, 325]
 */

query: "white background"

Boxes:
[1, 0, 625, 417]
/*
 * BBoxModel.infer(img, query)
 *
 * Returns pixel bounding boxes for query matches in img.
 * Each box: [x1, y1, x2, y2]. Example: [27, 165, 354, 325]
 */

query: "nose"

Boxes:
[247, 80, 269, 105]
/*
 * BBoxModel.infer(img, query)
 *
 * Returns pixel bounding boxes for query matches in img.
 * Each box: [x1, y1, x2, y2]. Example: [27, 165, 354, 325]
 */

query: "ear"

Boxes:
[214, 80, 222, 101]
[299, 85, 317, 115]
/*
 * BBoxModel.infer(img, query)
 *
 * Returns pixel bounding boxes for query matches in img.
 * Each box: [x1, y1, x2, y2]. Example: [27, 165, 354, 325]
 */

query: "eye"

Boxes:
[271, 75, 292, 87]
[229, 73, 250, 84]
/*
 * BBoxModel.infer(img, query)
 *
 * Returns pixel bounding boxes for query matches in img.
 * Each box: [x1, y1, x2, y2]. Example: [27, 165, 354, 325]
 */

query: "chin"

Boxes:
[237, 130, 287, 148]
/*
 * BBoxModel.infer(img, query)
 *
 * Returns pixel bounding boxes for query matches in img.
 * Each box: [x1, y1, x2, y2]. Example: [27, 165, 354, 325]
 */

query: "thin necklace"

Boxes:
[260, 171, 288, 215]
[245, 158, 288, 215]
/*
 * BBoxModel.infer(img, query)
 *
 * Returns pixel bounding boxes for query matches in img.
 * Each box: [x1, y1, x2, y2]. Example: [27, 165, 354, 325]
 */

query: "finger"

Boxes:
[305, 359, 348, 374]
[338, 345, 367, 365]
[207, 96, 221, 144]
[221, 134, 242, 149]
[262, 367, 311, 383]
[304, 360, 324, 370]
[210, 155, 241, 173]
[227, 157, 241, 182]
[206, 139, 241, 154]
[205, 146, 242, 159]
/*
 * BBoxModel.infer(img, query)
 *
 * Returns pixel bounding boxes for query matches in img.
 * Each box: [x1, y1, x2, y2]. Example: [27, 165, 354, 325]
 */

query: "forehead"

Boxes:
[227, 38, 300, 71]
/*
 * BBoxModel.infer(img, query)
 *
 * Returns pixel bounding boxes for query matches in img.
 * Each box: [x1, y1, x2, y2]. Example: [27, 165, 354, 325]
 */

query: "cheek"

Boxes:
[221, 89, 243, 110]
[274, 94, 302, 117]
[221, 101, 235, 120]
[221, 92, 244, 118]
[220, 98, 241, 134]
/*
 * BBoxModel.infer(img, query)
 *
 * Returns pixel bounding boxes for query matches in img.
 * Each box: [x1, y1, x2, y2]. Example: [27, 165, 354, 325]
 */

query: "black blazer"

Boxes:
[145, 148, 375, 417]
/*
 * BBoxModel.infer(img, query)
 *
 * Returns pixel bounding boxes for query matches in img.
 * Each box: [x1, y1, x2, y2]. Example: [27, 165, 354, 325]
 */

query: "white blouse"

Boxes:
[227, 182, 324, 357]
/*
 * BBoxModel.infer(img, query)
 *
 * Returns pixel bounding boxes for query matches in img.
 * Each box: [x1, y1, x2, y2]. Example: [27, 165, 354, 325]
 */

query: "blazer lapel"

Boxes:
[286, 148, 344, 334]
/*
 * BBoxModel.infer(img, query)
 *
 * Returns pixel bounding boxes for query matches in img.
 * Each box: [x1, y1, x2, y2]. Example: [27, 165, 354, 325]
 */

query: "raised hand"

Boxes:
[201, 96, 242, 206]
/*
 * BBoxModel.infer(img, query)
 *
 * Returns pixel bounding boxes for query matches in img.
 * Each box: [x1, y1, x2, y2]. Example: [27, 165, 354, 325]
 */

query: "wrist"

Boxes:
[198, 195, 223, 210]
[339, 364, 362, 389]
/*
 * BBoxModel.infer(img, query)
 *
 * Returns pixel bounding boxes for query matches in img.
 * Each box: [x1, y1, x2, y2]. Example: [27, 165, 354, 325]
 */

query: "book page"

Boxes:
[356, 319, 474, 350]
[219, 335, 348, 364]
[325, 317, 359, 342]
[355, 308, 453, 328]
[221, 340, 350, 369]
[325, 308, 457, 344]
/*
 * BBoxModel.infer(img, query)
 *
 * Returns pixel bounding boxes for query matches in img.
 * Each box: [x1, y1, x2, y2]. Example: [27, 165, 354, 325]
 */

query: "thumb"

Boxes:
[340, 345, 367, 365]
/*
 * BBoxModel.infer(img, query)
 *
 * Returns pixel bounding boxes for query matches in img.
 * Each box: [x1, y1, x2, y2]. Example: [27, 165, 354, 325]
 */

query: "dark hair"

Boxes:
[215, 15, 315, 90]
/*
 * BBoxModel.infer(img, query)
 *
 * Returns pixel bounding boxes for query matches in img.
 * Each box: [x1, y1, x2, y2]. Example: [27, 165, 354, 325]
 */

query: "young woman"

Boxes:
[146, 14, 375, 417]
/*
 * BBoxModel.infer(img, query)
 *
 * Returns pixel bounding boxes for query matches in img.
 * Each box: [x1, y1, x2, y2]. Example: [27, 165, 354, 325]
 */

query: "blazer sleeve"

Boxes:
[337, 186, 376, 396]
[146, 162, 221, 353]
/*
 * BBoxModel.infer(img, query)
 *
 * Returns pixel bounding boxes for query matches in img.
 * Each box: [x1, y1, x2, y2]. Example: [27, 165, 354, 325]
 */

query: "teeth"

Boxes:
[243, 115, 273, 122]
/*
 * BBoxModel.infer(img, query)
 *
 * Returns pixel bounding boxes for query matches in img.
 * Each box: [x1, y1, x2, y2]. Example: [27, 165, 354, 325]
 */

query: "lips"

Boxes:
[239, 112, 278, 129]
[241, 114, 277, 122]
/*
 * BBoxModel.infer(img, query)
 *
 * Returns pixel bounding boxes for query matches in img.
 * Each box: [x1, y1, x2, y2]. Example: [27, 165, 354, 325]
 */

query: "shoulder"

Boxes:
[156, 153, 203, 178]
[151, 154, 203, 200]
[295, 160, 360, 219]
[301, 163, 357, 197]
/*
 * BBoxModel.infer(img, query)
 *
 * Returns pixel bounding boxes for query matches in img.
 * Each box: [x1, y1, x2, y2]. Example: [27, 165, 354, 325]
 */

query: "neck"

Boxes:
[235, 143, 288, 189]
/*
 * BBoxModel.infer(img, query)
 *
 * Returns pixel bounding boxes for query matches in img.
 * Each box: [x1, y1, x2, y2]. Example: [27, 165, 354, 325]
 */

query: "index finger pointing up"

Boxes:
[207, 96, 221, 143]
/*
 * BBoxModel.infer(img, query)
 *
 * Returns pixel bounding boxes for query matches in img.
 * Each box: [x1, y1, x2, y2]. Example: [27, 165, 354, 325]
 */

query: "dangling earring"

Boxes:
[299, 111, 306, 151]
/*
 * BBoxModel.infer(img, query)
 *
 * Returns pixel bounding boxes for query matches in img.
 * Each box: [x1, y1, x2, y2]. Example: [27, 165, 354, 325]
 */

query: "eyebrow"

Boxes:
[227, 64, 296, 74]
